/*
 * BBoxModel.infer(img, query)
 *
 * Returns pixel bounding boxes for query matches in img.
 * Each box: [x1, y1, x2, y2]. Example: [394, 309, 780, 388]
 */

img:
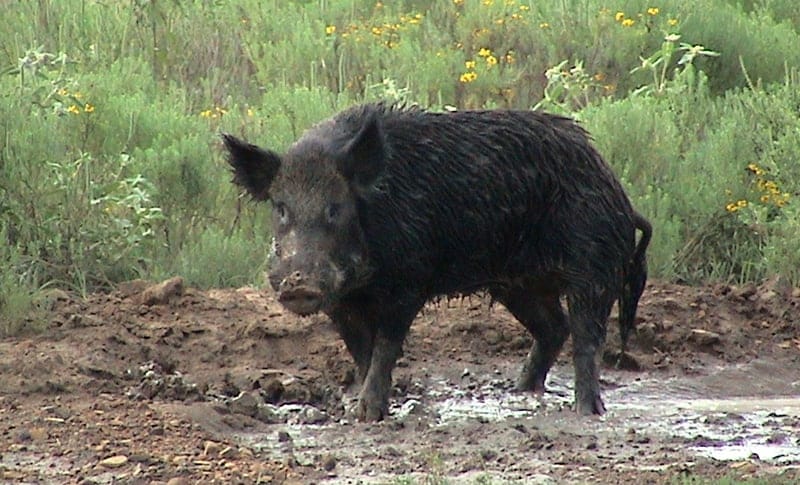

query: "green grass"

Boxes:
[2, 0, 800, 326]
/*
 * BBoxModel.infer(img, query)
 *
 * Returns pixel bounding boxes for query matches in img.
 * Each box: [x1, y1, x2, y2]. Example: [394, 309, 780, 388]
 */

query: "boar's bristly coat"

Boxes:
[222, 103, 651, 421]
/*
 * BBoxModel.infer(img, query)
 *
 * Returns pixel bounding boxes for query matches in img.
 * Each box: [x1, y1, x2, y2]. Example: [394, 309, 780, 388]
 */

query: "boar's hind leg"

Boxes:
[493, 287, 568, 394]
[568, 289, 615, 415]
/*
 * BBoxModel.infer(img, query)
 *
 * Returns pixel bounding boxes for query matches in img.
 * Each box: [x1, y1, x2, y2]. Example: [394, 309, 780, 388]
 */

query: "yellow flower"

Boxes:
[519, 5, 529, 11]
[325, 25, 336, 35]
[482, 0, 493, 5]
[495, 18, 505, 25]
[459, 71, 477, 83]
[453, 0, 464, 5]
[375, 1, 383, 7]
[726, 202, 738, 213]
[615, 12, 625, 22]
[57, 88, 69, 96]
[539, 22, 550, 29]
[486, 55, 498, 66]
[760, 194, 771, 203]
[200, 109, 213, 118]
[747, 163, 764, 175]
[371, 26, 382, 35]
[504, 52, 515, 64]
[647, 7, 659, 16]
[84, 103, 95, 113]
[622, 18, 635, 27]
[247, 108, 254, 117]
[668, 18, 678, 26]
[737, 199, 748, 208]
[465, 60, 476, 69]
[67, 105, 80, 115]
[478, 47, 492, 57]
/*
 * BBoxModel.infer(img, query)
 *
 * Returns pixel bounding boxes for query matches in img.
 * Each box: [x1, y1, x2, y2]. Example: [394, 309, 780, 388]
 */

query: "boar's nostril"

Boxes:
[279, 271, 306, 291]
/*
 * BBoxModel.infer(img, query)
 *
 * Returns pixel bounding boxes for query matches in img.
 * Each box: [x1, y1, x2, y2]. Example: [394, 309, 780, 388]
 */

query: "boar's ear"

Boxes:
[335, 109, 387, 194]
[221, 133, 281, 201]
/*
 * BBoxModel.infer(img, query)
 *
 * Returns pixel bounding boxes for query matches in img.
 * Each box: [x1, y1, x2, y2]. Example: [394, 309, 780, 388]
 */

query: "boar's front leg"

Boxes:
[343, 300, 421, 422]
[356, 332, 404, 421]
[329, 304, 375, 387]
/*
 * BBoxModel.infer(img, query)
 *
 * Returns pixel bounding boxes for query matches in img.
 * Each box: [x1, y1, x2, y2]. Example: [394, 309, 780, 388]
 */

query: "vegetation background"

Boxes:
[2, 0, 799, 333]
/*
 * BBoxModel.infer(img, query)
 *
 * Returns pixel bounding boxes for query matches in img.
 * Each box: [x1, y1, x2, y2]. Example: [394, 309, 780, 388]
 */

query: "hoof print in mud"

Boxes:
[224, 103, 651, 420]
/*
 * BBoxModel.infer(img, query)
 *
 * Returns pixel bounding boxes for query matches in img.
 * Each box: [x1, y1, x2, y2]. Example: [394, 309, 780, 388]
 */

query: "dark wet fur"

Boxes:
[224, 103, 651, 419]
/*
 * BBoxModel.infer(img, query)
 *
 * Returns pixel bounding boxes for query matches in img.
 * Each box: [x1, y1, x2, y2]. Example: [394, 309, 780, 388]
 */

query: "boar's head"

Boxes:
[222, 108, 385, 316]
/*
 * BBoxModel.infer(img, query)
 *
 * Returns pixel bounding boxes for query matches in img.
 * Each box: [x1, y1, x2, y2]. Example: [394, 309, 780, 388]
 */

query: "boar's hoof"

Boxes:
[355, 397, 388, 422]
[575, 394, 606, 416]
[277, 287, 323, 316]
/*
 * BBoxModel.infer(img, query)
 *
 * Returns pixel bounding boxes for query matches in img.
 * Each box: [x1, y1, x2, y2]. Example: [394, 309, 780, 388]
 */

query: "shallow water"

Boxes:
[241, 358, 800, 482]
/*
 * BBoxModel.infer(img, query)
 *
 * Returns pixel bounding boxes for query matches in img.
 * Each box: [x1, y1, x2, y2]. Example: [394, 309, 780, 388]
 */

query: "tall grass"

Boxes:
[2, 0, 800, 328]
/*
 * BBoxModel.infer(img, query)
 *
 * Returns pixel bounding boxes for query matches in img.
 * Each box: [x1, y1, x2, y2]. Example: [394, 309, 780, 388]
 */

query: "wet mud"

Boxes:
[1, 279, 799, 483]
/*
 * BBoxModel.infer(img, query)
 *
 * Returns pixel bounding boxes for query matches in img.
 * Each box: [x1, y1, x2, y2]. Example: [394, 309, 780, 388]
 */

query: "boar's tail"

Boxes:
[619, 211, 652, 353]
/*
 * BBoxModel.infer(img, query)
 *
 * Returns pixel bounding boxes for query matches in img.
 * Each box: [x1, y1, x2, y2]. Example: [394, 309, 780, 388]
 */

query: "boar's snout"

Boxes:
[272, 271, 325, 316]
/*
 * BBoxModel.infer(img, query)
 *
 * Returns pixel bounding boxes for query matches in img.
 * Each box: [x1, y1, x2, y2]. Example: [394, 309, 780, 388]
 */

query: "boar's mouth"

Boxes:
[277, 286, 325, 316]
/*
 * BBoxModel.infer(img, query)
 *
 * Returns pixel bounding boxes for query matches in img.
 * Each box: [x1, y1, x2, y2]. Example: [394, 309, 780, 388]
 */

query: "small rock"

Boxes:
[298, 406, 328, 424]
[277, 431, 292, 443]
[689, 328, 721, 346]
[219, 446, 238, 458]
[166, 478, 192, 485]
[321, 454, 337, 472]
[99, 455, 128, 468]
[139, 277, 184, 306]
[527, 474, 556, 485]
[203, 441, 221, 457]
[29, 427, 48, 442]
[228, 391, 260, 418]
[256, 403, 279, 423]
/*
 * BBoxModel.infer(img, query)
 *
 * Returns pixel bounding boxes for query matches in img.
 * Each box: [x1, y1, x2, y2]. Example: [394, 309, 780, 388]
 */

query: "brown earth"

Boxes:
[1, 277, 800, 484]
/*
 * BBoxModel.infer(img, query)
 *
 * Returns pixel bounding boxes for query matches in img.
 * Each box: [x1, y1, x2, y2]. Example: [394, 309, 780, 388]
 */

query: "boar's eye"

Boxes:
[273, 202, 289, 225]
[325, 203, 341, 224]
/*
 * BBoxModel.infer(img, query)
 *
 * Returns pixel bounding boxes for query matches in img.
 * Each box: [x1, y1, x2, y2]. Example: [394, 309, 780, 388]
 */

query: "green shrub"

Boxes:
[2, 0, 800, 316]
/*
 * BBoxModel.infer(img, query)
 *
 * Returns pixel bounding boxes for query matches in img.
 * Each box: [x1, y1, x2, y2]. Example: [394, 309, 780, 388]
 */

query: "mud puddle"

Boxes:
[238, 358, 800, 482]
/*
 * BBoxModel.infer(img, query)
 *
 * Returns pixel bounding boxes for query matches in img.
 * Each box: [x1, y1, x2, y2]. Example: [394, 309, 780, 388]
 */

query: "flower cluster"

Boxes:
[57, 88, 94, 115]
[325, 10, 424, 49]
[747, 163, 791, 208]
[612, 7, 677, 28]
[459, 46, 516, 83]
[726, 163, 791, 213]
[200, 106, 228, 119]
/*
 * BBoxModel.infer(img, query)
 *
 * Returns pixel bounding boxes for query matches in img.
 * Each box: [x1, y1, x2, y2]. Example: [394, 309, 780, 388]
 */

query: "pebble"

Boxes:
[203, 440, 221, 457]
[166, 478, 192, 485]
[99, 455, 128, 468]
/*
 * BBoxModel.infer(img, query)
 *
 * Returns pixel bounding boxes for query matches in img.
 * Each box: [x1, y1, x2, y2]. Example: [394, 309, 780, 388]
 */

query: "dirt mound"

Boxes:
[1, 279, 799, 483]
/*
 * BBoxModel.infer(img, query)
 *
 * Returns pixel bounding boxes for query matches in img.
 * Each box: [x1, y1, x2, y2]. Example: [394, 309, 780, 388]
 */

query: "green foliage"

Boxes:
[2, 0, 800, 327]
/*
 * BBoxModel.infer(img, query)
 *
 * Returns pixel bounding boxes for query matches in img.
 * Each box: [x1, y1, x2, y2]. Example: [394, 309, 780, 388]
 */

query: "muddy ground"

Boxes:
[1, 277, 800, 484]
